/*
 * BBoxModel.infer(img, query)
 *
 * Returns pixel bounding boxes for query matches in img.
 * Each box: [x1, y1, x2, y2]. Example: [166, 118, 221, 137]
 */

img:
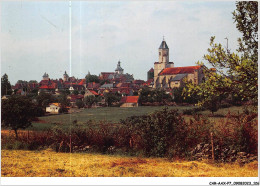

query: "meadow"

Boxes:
[1, 149, 258, 177]
[30, 106, 244, 131]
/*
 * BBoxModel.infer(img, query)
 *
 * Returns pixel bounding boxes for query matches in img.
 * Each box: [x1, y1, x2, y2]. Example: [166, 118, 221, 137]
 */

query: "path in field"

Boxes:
[1, 150, 257, 177]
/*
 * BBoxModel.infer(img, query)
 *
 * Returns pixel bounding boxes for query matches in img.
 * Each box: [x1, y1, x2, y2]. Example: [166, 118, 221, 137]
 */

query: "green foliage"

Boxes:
[1, 73, 12, 96]
[172, 86, 198, 104]
[104, 92, 121, 107]
[100, 80, 110, 85]
[1, 95, 36, 138]
[72, 90, 79, 95]
[75, 99, 85, 109]
[84, 95, 97, 108]
[36, 92, 58, 108]
[85, 74, 100, 84]
[139, 87, 172, 104]
[233, 1, 258, 62]
[184, 2, 258, 110]
[122, 108, 186, 157]
[57, 92, 70, 113]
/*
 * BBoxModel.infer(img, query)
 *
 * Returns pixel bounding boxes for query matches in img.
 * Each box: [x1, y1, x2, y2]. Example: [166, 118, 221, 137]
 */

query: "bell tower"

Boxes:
[158, 37, 169, 65]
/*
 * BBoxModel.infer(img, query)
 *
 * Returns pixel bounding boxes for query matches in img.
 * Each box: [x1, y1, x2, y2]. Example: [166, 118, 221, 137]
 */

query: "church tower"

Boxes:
[63, 71, 69, 82]
[115, 60, 124, 74]
[158, 39, 169, 64]
[154, 38, 174, 88]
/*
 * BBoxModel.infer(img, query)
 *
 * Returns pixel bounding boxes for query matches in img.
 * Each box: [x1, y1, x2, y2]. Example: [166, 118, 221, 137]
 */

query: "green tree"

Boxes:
[104, 92, 121, 107]
[75, 99, 85, 109]
[80, 90, 85, 95]
[36, 92, 58, 108]
[184, 1, 258, 109]
[58, 93, 70, 113]
[84, 95, 96, 108]
[1, 74, 12, 96]
[1, 95, 36, 138]
[139, 87, 172, 105]
[85, 73, 100, 84]
[72, 90, 79, 95]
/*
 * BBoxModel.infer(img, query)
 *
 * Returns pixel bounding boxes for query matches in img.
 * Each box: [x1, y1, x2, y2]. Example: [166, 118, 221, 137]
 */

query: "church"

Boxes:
[153, 39, 204, 89]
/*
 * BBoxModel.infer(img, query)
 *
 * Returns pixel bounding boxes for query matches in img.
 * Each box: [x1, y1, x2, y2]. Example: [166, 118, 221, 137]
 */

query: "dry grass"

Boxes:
[1, 150, 258, 177]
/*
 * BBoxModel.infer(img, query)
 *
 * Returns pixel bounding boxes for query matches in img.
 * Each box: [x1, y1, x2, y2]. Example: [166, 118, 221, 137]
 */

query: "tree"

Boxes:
[80, 90, 85, 95]
[72, 90, 79, 95]
[36, 92, 58, 108]
[104, 92, 121, 107]
[184, 1, 258, 109]
[58, 92, 70, 113]
[84, 95, 96, 108]
[75, 99, 85, 109]
[139, 87, 172, 105]
[85, 73, 100, 84]
[1, 74, 12, 96]
[1, 95, 36, 138]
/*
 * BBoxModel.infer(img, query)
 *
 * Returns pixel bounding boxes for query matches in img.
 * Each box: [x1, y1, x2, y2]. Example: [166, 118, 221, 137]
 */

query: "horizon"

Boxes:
[1, 1, 241, 85]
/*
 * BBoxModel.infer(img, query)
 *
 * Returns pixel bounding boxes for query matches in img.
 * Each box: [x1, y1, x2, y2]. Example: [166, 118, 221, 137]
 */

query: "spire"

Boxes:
[159, 39, 168, 49]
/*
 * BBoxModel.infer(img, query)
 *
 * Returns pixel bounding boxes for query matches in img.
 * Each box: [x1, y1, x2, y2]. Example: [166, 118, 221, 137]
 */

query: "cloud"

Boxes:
[1, 1, 242, 84]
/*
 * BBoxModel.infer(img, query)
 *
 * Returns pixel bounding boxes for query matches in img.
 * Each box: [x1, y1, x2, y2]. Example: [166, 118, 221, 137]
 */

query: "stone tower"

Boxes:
[42, 72, 49, 80]
[115, 60, 124, 74]
[154, 38, 174, 88]
[63, 71, 69, 82]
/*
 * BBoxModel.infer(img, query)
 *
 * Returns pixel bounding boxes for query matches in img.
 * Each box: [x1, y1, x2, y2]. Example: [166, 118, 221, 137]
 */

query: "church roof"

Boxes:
[159, 40, 169, 49]
[159, 66, 201, 76]
[170, 74, 188, 81]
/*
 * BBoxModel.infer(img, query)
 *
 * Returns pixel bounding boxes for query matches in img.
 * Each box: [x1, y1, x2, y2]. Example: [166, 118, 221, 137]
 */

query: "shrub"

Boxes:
[75, 99, 85, 109]
[214, 110, 258, 155]
[122, 108, 186, 157]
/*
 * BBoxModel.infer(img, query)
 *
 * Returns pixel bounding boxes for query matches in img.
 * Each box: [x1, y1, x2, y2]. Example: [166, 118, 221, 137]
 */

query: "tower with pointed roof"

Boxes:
[63, 71, 69, 82]
[158, 38, 169, 64]
[42, 72, 49, 80]
[115, 60, 124, 74]
[154, 38, 174, 88]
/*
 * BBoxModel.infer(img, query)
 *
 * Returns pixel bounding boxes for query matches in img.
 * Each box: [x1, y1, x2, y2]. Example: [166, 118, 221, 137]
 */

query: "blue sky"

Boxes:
[1, 1, 241, 85]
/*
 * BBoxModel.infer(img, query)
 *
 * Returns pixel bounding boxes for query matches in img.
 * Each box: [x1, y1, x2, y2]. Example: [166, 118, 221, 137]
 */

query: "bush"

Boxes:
[75, 99, 85, 109]
[214, 111, 258, 155]
[122, 108, 186, 157]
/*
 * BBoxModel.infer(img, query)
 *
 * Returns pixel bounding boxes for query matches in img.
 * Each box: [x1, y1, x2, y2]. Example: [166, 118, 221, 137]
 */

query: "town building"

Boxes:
[120, 96, 139, 107]
[153, 39, 204, 89]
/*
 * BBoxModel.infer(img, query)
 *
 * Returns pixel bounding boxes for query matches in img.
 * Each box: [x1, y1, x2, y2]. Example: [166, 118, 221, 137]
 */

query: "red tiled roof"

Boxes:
[39, 85, 55, 89]
[89, 90, 99, 96]
[70, 94, 84, 98]
[120, 96, 139, 103]
[100, 72, 115, 80]
[133, 80, 145, 84]
[78, 79, 86, 85]
[145, 78, 154, 85]
[159, 66, 201, 76]
[87, 82, 100, 89]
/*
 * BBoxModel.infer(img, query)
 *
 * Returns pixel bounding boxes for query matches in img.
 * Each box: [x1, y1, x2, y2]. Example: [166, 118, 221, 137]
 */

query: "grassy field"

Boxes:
[30, 106, 191, 130]
[1, 150, 258, 177]
[29, 106, 244, 131]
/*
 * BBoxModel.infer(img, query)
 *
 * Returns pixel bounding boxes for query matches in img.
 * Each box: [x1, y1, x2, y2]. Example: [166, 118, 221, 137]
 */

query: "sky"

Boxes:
[1, 1, 242, 85]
